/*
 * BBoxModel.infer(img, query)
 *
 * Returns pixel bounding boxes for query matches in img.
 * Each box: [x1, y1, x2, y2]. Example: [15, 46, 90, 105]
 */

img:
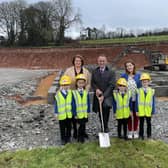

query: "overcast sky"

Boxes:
[74, 0, 168, 28]
[1, 0, 168, 37]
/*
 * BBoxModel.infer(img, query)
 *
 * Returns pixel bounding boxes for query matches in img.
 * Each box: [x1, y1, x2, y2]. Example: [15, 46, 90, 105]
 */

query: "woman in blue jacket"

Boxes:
[121, 60, 141, 139]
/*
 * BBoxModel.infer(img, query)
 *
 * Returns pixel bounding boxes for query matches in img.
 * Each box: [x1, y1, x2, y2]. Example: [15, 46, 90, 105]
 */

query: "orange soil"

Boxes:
[157, 97, 168, 101]
[23, 72, 57, 106]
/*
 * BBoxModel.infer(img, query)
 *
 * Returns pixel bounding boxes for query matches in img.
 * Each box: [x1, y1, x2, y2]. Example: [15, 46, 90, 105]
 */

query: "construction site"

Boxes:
[0, 42, 168, 151]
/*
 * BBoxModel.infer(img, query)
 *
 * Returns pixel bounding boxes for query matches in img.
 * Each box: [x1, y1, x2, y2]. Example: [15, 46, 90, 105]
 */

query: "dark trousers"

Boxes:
[128, 102, 139, 131]
[59, 118, 72, 142]
[72, 117, 77, 138]
[139, 117, 151, 138]
[77, 118, 87, 142]
[98, 106, 110, 131]
[117, 118, 128, 138]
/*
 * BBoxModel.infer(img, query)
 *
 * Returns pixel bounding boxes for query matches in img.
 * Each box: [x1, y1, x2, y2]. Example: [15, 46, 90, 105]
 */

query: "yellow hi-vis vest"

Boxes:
[72, 90, 88, 119]
[137, 87, 154, 117]
[113, 91, 131, 119]
[55, 90, 72, 120]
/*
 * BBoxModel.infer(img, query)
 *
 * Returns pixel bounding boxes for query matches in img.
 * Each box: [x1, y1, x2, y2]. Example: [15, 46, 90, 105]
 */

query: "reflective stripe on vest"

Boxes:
[72, 90, 88, 119]
[55, 90, 72, 120]
[113, 91, 131, 119]
[137, 88, 154, 117]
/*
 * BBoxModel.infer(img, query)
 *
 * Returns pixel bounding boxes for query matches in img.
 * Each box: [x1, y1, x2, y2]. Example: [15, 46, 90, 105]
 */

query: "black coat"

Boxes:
[91, 66, 116, 112]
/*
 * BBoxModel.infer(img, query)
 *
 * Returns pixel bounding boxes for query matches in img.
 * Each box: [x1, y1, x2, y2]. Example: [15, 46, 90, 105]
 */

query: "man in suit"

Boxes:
[91, 54, 116, 132]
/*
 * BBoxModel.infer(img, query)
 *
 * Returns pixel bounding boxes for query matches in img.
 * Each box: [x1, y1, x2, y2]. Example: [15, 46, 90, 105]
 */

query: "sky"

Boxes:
[1, 0, 168, 38]
[73, 0, 168, 29]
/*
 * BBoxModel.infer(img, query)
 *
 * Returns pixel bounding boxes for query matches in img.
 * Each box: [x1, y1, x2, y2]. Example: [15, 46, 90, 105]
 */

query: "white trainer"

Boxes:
[133, 131, 139, 139]
[128, 131, 133, 139]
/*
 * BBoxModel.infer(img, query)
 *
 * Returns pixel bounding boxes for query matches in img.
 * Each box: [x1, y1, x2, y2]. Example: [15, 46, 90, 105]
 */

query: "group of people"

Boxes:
[54, 54, 156, 145]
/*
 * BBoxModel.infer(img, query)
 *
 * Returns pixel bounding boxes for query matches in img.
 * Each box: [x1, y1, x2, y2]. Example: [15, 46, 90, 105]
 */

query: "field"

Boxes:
[80, 35, 168, 45]
[0, 139, 168, 168]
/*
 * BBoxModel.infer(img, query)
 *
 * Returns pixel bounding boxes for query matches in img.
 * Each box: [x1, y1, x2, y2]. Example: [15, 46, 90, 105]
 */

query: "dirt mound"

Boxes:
[117, 53, 149, 68]
[0, 47, 122, 69]
[0, 43, 168, 69]
[0, 46, 138, 69]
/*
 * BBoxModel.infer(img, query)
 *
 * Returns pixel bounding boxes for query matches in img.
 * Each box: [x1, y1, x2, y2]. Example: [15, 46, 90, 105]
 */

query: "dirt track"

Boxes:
[23, 72, 57, 106]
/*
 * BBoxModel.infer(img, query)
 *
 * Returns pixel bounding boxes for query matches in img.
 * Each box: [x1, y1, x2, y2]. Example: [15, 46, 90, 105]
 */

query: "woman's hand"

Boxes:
[98, 95, 104, 103]
[96, 89, 102, 97]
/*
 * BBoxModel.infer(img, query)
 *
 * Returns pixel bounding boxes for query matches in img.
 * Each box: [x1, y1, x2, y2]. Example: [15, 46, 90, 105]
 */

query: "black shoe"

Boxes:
[104, 128, 109, 133]
[84, 133, 89, 139]
[73, 132, 77, 139]
[118, 135, 122, 139]
[66, 138, 71, 143]
[78, 137, 85, 143]
[139, 136, 144, 140]
[124, 136, 128, 141]
[61, 140, 66, 145]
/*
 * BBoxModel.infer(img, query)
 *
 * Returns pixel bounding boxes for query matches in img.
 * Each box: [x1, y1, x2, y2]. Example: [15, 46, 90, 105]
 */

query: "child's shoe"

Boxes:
[78, 137, 85, 143]
[133, 131, 139, 139]
[84, 133, 89, 139]
[128, 131, 133, 139]
[73, 132, 77, 139]
[61, 140, 66, 145]
[124, 136, 128, 141]
[139, 136, 144, 140]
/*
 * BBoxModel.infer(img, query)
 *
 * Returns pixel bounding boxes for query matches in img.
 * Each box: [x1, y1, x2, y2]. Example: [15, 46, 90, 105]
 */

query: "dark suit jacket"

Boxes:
[91, 66, 116, 112]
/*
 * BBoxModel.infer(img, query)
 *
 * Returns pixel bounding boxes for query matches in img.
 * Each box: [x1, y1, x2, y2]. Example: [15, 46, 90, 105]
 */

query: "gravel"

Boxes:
[0, 68, 168, 152]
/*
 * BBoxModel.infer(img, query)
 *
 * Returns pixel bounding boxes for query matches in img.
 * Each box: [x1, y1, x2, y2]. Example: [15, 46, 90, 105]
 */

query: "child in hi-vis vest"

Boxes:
[113, 78, 132, 140]
[136, 73, 155, 140]
[72, 74, 90, 143]
[54, 75, 73, 145]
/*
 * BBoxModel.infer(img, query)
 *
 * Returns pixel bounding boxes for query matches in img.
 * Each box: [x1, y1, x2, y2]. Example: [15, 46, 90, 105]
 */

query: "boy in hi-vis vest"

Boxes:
[113, 78, 132, 140]
[136, 73, 155, 140]
[54, 75, 73, 145]
[72, 74, 90, 143]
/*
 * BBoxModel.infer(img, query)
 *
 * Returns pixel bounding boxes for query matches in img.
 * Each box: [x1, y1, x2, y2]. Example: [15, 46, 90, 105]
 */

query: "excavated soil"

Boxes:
[1, 44, 168, 105]
[0, 46, 148, 69]
[23, 72, 57, 106]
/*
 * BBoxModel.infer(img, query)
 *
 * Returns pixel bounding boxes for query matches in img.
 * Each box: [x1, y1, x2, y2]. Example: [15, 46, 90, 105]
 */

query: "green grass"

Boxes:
[0, 138, 168, 168]
[80, 35, 168, 45]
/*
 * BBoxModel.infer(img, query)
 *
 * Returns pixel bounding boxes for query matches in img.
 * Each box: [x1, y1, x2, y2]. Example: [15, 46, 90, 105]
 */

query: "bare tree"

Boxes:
[116, 27, 125, 38]
[100, 24, 106, 38]
[85, 27, 92, 40]
[92, 27, 99, 39]
[51, 0, 81, 45]
[34, 1, 53, 31]
[33, 1, 54, 44]
[0, 0, 26, 45]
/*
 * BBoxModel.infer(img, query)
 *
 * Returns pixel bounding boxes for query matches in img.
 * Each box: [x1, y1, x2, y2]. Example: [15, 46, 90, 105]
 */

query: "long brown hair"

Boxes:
[124, 60, 136, 74]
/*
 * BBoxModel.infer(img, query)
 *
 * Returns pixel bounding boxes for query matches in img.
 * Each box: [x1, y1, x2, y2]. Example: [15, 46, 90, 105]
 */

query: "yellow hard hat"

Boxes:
[140, 73, 151, 80]
[59, 75, 71, 85]
[117, 78, 127, 87]
[76, 74, 87, 81]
